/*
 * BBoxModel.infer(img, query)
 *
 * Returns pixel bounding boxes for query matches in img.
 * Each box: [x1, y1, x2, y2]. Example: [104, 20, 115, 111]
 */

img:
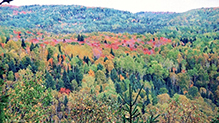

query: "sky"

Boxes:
[4, 0, 219, 13]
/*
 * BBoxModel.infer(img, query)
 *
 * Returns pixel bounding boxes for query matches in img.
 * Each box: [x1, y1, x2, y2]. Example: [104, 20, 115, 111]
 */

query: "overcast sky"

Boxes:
[4, 0, 219, 13]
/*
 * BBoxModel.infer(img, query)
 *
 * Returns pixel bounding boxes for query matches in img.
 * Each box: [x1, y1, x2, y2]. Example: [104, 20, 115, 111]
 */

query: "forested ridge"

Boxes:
[0, 4, 219, 122]
[0, 5, 219, 34]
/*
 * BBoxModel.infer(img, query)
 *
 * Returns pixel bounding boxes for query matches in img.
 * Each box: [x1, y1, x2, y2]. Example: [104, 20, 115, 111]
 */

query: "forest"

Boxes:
[0, 4, 219, 123]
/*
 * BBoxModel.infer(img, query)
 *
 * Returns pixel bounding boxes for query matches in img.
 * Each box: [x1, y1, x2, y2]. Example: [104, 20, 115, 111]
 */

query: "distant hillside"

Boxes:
[0, 5, 218, 34]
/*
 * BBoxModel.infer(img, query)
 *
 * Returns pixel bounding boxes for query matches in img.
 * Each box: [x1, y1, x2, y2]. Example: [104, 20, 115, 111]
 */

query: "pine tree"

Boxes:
[45, 72, 55, 89]
[7, 71, 14, 81]
[64, 96, 68, 107]
[56, 79, 64, 91]
[115, 82, 122, 94]
[58, 44, 62, 54]
[30, 61, 38, 74]
[145, 88, 150, 105]
[63, 70, 72, 90]
[30, 42, 35, 51]
[77, 34, 81, 41]
[120, 84, 143, 123]
[110, 68, 118, 83]
[152, 93, 158, 105]
[110, 48, 115, 56]
[97, 63, 103, 70]
[8, 60, 15, 72]
[74, 66, 83, 86]
[5, 36, 9, 44]
[47, 48, 53, 61]
[21, 39, 26, 49]
[104, 57, 108, 62]
[24, 57, 31, 68]
[99, 85, 103, 93]
[80, 35, 84, 41]
[0, 60, 8, 123]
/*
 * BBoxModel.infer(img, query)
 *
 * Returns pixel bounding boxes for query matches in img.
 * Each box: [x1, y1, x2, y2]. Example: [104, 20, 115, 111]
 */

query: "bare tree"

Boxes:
[0, 0, 13, 5]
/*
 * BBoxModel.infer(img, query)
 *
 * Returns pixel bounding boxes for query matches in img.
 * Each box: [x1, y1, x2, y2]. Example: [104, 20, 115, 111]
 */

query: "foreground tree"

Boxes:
[0, 58, 8, 122]
[5, 68, 52, 122]
[120, 84, 159, 123]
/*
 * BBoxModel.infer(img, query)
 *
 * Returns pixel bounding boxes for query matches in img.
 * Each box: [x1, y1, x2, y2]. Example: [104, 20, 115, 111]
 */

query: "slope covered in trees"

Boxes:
[0, 4, 219, 123]
[0, 5, 219, 34]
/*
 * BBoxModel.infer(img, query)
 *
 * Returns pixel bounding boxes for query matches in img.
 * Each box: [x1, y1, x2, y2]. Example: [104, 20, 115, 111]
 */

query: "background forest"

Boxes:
[0, 4, 219, 122]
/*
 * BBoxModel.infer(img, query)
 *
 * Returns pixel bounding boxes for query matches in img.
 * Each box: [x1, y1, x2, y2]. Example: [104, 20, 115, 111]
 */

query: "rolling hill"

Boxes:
[0, 4, 218, 34]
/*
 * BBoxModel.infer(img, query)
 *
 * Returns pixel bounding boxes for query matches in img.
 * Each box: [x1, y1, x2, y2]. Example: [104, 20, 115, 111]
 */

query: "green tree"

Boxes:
[110, 68, 118, 83]
[77, 34, 81, 41]
[97, 63, 103, 71]
[47, 48, 53, 61]
[110, 48, 115, 56]
[56, 79, 64, 91]
[64, 95, 68, 107]
[159, 87, 168, 94]
[120, 84, 143, 123]
[45, 72, 55, 89]
[95, 70, 106, 84]
[5, 36, 9, 44]
[21, 39, 26, 49]
[188, 86, 199, 98]
[5, 68, 52, 122]
[115, 82, 122, 94]
[62, 70, 71, 90]
[71, 79, 78, 91]
[0, 60, 8, 123]
[7, 71, 14, 81]
[30, 42, 35, 51]
[152, 93, 158, 105]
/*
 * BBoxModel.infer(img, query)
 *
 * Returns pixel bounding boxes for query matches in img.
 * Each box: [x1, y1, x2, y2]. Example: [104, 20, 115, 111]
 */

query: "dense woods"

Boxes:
[0, 4, 219, 122]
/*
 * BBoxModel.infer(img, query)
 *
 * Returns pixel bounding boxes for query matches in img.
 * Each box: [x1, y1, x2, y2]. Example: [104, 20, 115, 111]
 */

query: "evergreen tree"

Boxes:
[7, 71, 14, 81]
[77, 34, 84, 41]
[152, 93, 158, 105]
[64, 96, 68, 107]
[5, 36, 9, 44]
[77, 34, 81, 41]
[62, 70, 72, 90]
[0, 61, 8, 123]
[8, 60, 15, 72]
[110, 68, 118, 83]
[56, 79, 64, 91]
[68, 70, 75, 82]
[99, 85, 103, 93]
[74, 66, 83, 86]
[24, 57, 31, 68]
[19, 61, 25, 70]
[21, 39, 26, 49]
[47, 48, 53, 61]
[30, 63, 38, 74]
[80, 35, 84, 41]
[110, 48, 115, 56]
[45, 72, 55, 89]
[145, 88, 150, 105]
[115, 82, 122, 94]
[97, 63, 103, 71]
[104, 57, 108, 62]
[120, 84, 145, 123]
[188, 86, 199, 98]
[56, 65, 62, 74]
[58, 44, 62, 54]
[30, 42, 35, 51]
